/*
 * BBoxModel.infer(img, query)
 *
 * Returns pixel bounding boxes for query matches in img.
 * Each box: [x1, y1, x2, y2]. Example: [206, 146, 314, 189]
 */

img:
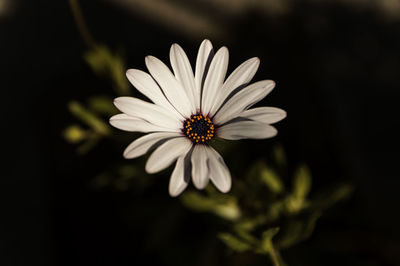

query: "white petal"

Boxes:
[123, 132, 181, 159]
[170, 44, 197, 111]
[125, 69, 183, 120]
[145, 137, 192, 174]
[194, 39, 213, 109]
[169, 156, 190, 197]
[217, 121, 277, 140]
[113, 97, 182, 129]
[201, 47, 229, 115]
[191, 145, 209, 189]
[213, 80, 275, 125]
[110, 114, 176, 133]
[210, 57, 260, 116]
[239, 107, 286, 124]
[145, 55, 194, 117]
[206, 147, 231, 193]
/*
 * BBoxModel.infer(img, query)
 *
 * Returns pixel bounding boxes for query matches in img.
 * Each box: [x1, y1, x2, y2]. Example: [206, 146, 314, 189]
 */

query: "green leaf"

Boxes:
[325, 183, 353, 205]
[285, 164, 312, 213]
[214, 200, 242, 221]
[267, 200, 286, 221]
[218, 232, 253, 252]
[180, 191, 241, 221]
[275, 212, 321, 249]
[260, 227, 280, 254]
[63, 124, 89, 143]
[68, 101, 111, 136]
[310, 183, 354, 210]
[235, 215, 268, 232]
[84, 45, 130, 95]
[88, 95, 117, 115]
[234, 228, 259, 245]
[260, 164, 284, 194]
[293, 164, 312, 199]
[245, 161, 284, 197]
[76, 134, 101, 155]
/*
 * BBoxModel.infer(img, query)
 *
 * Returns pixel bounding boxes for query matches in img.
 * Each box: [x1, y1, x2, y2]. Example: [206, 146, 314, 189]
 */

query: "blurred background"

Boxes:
[1, 0, 400, 265]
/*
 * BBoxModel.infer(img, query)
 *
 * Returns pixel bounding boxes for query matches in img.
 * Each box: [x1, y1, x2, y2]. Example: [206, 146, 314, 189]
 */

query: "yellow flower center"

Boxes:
[183, 113, 215, 144]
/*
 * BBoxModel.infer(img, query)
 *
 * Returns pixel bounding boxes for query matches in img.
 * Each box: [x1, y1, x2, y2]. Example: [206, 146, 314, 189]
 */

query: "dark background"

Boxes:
[1, 0, 399, 265]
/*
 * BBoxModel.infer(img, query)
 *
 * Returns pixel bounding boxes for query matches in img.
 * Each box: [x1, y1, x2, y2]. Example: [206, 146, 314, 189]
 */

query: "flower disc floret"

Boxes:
[183, 113, 215, 143]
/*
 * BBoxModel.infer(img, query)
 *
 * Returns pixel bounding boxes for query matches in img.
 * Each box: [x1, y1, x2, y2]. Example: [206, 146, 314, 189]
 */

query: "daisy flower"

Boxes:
[110, 39, 286, 197]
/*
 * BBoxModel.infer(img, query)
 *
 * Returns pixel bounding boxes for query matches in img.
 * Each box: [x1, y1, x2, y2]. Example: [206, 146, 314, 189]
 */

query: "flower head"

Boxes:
[110, 39, 286, 196]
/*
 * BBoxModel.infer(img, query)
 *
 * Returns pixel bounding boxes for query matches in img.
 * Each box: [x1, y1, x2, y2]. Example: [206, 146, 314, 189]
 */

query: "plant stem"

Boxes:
[69, 0, 96, 48]
[268, 245, 284, 266]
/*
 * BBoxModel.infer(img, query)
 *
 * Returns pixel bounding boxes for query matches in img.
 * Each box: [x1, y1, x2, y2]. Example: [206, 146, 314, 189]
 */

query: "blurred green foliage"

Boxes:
[64, 95, 119, 154]
[181, 187, 241, 221]
[68, 100, 111, 136]
[181, 146, 353, 265]
[64, 6, 129, 154]
[84, 45, 130, 95]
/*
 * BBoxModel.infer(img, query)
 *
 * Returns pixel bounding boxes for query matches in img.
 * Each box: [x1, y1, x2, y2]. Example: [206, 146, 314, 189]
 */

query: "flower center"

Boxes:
[183, 113, 215, 144]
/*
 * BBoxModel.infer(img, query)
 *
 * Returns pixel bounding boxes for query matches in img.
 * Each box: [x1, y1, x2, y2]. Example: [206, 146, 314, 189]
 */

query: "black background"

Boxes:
[1, 0, 399, 265]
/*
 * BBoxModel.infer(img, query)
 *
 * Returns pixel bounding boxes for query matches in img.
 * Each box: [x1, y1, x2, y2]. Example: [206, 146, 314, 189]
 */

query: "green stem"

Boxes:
[268, 245, 283, 266]
[69, 0, 96, 48]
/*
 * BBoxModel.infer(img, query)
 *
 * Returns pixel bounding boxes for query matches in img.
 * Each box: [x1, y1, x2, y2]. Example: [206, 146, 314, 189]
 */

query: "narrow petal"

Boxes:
[194, 39, 214, 109]
[201, 47, 229, 115]
[206, 147, 231, 193]
[113, 97, 182, 129]
[170, 43, 197, 111]
[110, 114, 177, 133]
[210, 57, 260, 116]
[191, 145, 209, 189]
[239, 107, 287, 124]
[145, 55, 194, 116]
[169, 156, 190, 197]
[213, 80, 275, 125]
[126, 69, 183, 120]
[123, 132, 181, 159]
[217, 121, 277, 140]
[145, 137, 192, 174]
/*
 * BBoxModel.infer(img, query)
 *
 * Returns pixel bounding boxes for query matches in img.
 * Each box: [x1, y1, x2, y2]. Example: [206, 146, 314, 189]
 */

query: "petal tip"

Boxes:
[201, 39, 212, 46]
[169, 192, 179, 197]
[266, 80, 276, 90]
[270, 127, 278, 137]
[168, 187, 183, 197]
[144, 159, 154, 173]
[144, 164, 155, 174]
[253, 57, 260, 65]
[169, 191, 181, 197]
[125, 69, 136, 77]
[193, 182, 208, 190]
[218, 184, 231, 193]
[122, 151, 130, 159]
[220, 46, 229, 54]
[145, 55, 155, 64]
[171, 43, 180, 50]
[113, 97, 128, 108]
[170, 43, 184, 58]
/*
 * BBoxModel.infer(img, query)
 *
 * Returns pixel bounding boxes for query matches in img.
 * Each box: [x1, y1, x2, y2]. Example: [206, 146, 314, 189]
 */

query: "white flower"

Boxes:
[110, 39, 286, 197]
